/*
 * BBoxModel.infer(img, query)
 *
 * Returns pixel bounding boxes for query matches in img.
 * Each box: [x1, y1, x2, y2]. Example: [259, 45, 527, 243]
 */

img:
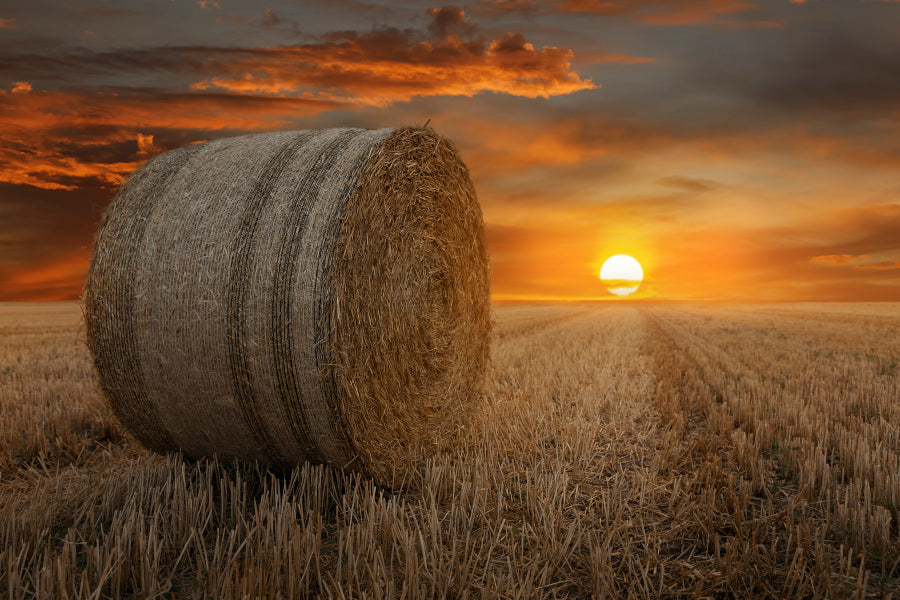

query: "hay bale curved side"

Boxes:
[83, 126, 490, 480]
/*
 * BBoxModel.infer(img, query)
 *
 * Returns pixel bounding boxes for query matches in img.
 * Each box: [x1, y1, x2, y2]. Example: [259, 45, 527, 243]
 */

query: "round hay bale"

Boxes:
[83, 126, 490, 482]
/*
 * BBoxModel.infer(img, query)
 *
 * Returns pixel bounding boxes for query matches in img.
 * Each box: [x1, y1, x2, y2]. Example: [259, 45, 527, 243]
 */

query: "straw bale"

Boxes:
[83, 126, 490, 482]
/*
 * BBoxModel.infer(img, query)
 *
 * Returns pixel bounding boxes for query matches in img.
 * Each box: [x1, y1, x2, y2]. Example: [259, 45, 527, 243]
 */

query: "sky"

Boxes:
[1, 0, 899, 302]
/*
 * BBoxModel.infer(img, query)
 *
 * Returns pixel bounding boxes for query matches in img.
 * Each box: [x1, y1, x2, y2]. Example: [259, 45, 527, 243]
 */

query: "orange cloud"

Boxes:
[652, 204, 900, 301]
[136, 133, 155, 155]
[812, 255, 900, 270]
[0, 7, 599, 107]
[856, 261, 900, 270]
[0, 17, 15, 28]
[811, 254, 858, 265]
[10, 81, 31, 93]
[442, 112, 672, 178]
[189, 10, 597, 103]
[0, 88, 342, 190]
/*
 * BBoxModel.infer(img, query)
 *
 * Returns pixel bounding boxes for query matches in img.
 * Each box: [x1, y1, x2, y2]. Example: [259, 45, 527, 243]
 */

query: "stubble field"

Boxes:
[1, 302, 898, 599]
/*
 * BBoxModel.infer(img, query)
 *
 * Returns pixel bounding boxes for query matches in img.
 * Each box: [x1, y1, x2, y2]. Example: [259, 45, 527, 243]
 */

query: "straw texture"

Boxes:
[84, 126, 490, 481]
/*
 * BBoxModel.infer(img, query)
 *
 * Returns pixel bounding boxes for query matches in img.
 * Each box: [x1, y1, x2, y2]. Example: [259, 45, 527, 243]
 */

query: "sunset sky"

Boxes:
[1, 0, 899, 302]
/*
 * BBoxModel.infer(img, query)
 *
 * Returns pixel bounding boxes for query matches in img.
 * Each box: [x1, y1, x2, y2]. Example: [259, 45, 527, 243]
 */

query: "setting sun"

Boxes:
[600, 254, 643, 296]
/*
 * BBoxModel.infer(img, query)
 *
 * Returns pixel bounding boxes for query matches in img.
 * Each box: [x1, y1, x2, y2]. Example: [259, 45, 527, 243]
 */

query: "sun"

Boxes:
[600, 254, 643, 296]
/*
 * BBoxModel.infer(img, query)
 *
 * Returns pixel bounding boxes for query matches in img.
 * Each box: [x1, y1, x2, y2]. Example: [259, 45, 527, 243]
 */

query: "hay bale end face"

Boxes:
[83, 127, 490, 482]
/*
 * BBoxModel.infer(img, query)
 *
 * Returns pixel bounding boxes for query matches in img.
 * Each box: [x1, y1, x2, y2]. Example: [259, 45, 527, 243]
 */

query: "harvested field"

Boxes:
[1, 302, 899, 598]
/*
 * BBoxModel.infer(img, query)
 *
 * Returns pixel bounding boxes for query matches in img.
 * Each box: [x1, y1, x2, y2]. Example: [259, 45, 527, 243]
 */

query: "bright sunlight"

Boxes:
[599, 254, 643, 296]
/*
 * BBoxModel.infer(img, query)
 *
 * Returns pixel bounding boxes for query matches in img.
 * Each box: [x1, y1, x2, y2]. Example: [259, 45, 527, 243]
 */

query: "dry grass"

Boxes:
[1, 301, 898, 599]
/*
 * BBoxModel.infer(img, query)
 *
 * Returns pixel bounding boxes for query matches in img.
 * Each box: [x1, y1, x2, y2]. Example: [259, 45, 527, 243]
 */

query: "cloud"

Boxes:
[77, 8, 141, 17]
[826, 203, 900, 256]
[650, 207, 900, 302]
[811, 254, 857, 265]
[809, 254, 900, 270]
[856, 261, 900, 270]
[0, 87, 343, 190]
[691, 31, 900, 119]
[0, 4, 607, 253]
[476, 0, 766, 25]
[749, 204, 900, 297]
[447, 110, 674, 175]
[189, 9, 597, 102]
[0, 8, 597, 105]
[470, 0, 541, 18]
[0, 5, 603, 192]
[428, 6, 479, 38]
[760, 37, 900, 115]
[657, 176, 719, 192]
[261, 8, 281, 27]
[136, 133, 154, 155]
[0, 17, 16, 28]
[573, 50, 657, 64]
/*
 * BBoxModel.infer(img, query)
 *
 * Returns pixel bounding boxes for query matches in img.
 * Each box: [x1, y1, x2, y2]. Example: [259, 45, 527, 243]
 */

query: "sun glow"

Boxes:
[600, 254, 643, 296]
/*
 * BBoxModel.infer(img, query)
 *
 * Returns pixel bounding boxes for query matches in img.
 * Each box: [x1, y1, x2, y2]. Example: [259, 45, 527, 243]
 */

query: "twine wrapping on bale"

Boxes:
[83, 126, 490, 483]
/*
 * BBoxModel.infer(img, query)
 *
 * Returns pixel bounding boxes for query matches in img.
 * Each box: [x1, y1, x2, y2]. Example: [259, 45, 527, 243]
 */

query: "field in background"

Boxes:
[1, 302, 898, 599]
